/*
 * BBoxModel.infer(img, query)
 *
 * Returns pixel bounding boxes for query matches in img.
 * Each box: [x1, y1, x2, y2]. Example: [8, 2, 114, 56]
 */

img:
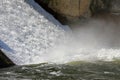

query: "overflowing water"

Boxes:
[0, 0, 69, 65]
[1, 0, 120, 80]
[1, 0, 120, 65]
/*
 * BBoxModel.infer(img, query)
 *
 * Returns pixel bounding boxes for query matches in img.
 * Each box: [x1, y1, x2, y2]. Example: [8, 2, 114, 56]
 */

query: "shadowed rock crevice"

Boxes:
[0, 50, 15, 68]
[90, 0, 112, 15]
[34, 0, 69, 24]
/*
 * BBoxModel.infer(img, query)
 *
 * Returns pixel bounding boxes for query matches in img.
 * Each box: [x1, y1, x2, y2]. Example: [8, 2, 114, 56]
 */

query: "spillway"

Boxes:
[0, 0, 68, 65]
[1, 0, 120, 66]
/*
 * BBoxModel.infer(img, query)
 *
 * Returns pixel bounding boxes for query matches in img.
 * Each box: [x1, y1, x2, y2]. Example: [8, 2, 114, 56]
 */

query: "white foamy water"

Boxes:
[44, 20, 120, 63]
[0, 0, 68, 65]
[0, 0, 120, 65]
[46, 46, 120, 63]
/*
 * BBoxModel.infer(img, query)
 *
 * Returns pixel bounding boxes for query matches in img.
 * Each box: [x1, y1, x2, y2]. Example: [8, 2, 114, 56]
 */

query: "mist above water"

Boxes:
[72, 19, 120, 49]
[46, 19, 120, 63]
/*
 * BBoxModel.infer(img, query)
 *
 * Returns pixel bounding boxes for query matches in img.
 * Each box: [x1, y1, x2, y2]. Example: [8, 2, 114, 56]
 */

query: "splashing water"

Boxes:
[0, 0, 69, 65]
[0, 0, 120, 65]
[45, 19, 120, 63]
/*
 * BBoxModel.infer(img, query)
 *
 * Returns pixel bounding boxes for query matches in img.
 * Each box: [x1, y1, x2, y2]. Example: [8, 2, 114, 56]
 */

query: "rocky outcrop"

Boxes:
[0, 50, 14, 68]
[35, 0, 120, 24]
[90, 0, 120, 15]
[48, 0, 91, 19]
[36, 0, 120, 15]
[110, 0, 120, 14]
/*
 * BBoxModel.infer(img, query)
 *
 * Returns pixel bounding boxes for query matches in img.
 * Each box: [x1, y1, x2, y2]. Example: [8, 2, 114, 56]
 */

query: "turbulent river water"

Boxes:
[1, 61, 120, 80]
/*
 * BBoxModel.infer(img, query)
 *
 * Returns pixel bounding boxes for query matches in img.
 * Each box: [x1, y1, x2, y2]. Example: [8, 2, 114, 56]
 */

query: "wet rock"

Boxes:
[35, 0, 112, 23]
[35, 0, 120, 25]
[48, 0, 91, 19]
[35, 0, 120, 16]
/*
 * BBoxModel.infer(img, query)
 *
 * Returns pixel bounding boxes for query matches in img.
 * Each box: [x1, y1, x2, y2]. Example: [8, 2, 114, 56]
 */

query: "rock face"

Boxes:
[90, 0, 120, 15]
[36, 0, 120, 17]
[90, 0, 112, 14]
[111, 0, 120, 14]
[48, 0, 91, 18]
[35, 0, 120, 24]
[0, 50, 14, 68]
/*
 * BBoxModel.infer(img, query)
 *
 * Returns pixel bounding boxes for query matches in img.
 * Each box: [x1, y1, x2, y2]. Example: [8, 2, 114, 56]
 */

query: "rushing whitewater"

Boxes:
[1, 0, 120, 65]
[0, 0, 69, 65]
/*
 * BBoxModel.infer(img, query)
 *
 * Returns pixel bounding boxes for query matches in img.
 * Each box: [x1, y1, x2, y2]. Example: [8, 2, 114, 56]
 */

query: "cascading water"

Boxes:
[1, 0, 120, 66]
[0, 0, 69, 65]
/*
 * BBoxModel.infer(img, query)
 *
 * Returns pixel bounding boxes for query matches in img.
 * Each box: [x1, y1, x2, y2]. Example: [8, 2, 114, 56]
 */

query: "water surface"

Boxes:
[1, 61, 120, 80]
